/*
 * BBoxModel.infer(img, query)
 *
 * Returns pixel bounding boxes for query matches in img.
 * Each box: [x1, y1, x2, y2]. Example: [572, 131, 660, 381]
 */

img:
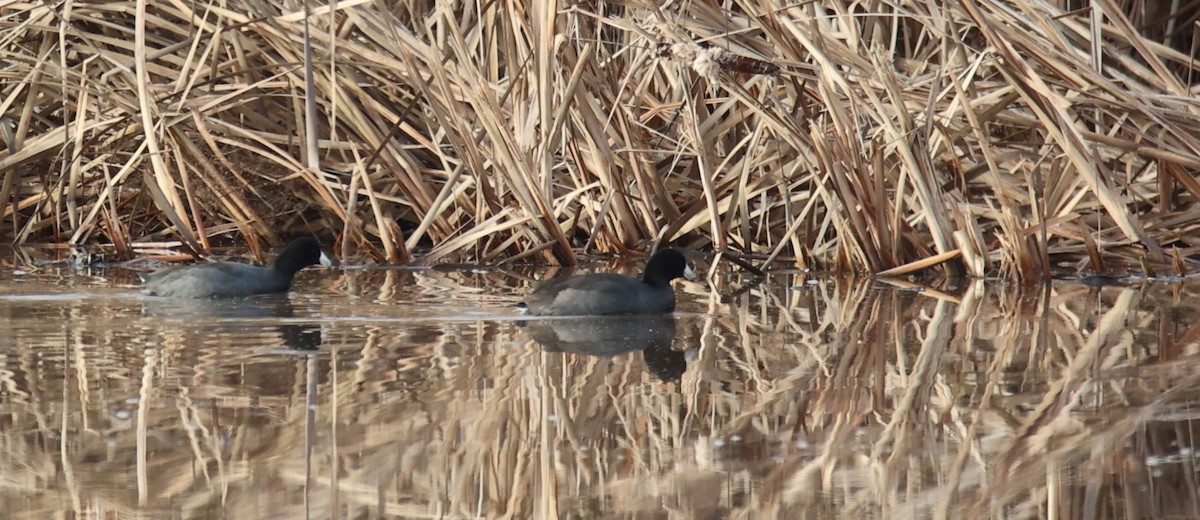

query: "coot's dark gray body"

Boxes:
[517, 248, 695, 316]
[142, 237, 332, 298]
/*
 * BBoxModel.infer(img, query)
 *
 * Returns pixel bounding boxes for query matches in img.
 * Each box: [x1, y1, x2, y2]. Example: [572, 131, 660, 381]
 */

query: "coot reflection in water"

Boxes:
[518, 315, 688, 381]
[143, 294, 324, 351]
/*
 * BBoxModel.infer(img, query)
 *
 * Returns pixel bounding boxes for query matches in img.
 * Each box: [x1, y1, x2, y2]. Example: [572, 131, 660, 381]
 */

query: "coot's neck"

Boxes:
[273, 242, 314, 277]
[272, 256, 305, 278]
[641, 272, 673, 288]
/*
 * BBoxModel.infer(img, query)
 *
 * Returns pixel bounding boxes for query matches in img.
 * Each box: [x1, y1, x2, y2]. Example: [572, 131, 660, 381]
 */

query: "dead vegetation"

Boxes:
[3, 1, 1200, 278]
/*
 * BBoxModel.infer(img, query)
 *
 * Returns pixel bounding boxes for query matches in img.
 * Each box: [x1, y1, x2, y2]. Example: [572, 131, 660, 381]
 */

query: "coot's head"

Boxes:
[274, 237, 333, 276]
[641, 248, 695, 287]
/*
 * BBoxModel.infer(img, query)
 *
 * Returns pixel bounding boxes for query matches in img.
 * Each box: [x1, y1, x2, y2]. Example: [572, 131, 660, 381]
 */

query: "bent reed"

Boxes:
[2, 1, 1199, 280]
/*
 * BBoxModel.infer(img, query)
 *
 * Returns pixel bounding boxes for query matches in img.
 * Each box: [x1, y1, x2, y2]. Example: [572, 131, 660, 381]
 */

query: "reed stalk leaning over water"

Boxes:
[2, 1, 1200, 279]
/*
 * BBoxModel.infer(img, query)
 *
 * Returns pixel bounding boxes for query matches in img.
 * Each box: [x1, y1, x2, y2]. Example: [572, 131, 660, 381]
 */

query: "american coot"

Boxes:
[516, 248, 696, 316]
[141, 237, 333, 298]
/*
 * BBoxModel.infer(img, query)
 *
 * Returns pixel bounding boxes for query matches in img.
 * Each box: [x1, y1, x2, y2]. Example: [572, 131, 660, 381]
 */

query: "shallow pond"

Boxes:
[2, 250, 1199, 519]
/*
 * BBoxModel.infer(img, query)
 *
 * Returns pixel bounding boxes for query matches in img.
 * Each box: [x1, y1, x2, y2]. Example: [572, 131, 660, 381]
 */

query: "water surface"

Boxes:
[1, 252, 1198, 519]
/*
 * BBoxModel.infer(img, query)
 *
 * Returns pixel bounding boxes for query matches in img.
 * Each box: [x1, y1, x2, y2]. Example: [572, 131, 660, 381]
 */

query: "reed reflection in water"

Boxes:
[1, 264, 1199, 519]
[518, 314, 690, 381]
[143, 293, 325, 351]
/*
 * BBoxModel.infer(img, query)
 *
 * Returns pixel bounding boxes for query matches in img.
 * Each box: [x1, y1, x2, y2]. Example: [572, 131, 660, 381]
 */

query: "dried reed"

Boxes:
[3, 1, 1200, 277]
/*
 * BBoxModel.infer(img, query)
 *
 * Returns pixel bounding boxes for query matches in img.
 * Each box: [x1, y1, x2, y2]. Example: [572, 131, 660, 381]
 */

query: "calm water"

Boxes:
[2, 251, 1200, 519]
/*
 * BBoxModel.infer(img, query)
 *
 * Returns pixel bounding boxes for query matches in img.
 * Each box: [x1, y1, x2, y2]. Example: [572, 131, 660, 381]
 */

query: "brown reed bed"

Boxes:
[3, 1, 1200, 278]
